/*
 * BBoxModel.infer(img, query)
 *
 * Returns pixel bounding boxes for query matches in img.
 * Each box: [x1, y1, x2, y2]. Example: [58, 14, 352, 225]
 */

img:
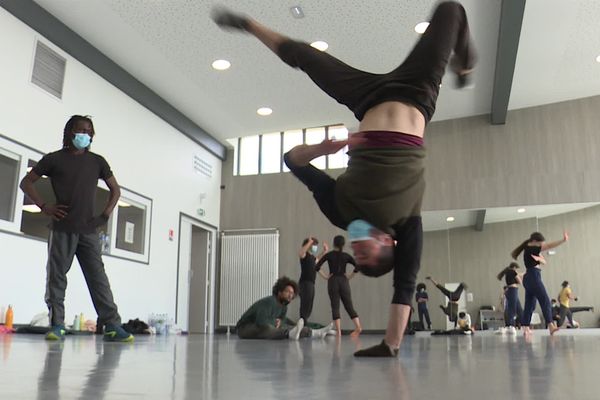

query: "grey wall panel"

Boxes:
[220, 95, 600, 330]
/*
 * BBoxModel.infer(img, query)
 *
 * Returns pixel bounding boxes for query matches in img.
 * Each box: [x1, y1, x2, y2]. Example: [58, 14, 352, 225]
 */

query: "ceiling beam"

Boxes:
[0, 0, 226, 160]
[490, 0, 527, 125]
[474, 209, 486, 232]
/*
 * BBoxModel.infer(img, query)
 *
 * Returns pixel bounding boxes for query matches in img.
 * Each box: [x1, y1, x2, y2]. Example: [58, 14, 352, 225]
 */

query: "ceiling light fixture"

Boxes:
[257, 107, 273, 116]
[446, 216, 455, 222]
[290, 6, 304, 19]
[23, 204, 42, 213]
[517, 208, 526, 213]
[212, 59, 231, 71]
[310, 41, 329, 51]
[596, 55, 600, 63]
[414, 22, 430, 34]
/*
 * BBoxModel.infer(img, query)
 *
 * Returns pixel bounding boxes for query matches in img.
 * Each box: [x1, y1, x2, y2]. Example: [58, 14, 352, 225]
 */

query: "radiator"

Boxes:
[218, 230, 279, 327]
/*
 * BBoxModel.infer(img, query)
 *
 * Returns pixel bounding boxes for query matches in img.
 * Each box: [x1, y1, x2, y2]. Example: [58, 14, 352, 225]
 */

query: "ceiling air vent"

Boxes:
[31, 41, 66, 99]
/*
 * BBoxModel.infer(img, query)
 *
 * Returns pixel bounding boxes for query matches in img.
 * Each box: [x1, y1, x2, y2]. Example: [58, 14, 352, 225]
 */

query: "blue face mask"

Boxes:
[72, 133, 91, 150]
[310, 245, 318, 254]
[348, 219, 375, 242]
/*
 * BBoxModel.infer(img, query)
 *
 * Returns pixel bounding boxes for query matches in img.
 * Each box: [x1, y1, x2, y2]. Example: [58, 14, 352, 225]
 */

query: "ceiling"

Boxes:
[422, 202, 600, 232]
[27, 0, 600, 146]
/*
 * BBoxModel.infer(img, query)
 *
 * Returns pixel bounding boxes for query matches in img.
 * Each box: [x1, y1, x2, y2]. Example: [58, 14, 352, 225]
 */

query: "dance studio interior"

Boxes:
[1, 0, 599, 399]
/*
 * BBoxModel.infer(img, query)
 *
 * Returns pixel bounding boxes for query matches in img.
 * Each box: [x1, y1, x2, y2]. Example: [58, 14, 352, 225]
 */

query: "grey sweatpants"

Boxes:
[45, 230, 121, 327]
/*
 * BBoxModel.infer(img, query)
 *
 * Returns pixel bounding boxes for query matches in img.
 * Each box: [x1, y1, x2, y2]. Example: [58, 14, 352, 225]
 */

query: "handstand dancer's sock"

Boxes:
[211, 7, 250, 31]
[354, 340, 398, 357]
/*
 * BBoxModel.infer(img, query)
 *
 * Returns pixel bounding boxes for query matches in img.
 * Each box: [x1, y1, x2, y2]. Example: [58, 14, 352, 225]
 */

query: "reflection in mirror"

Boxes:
[420, 202, 600, 330]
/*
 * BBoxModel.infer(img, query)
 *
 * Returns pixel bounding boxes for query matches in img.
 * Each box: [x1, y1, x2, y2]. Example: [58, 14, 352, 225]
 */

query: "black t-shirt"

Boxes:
[299, 253, 317, 283]
[523, 245, 542, 269]
[315, 250, 357, 276]
[415, 291, 429, 307]
[505, 269, 519, 285]
[33, 149, 113, 234]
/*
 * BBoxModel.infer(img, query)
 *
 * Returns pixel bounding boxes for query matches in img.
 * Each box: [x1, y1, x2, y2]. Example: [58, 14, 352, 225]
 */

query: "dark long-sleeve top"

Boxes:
[236, 295, 287, 329]
[315, 250, 358, 276]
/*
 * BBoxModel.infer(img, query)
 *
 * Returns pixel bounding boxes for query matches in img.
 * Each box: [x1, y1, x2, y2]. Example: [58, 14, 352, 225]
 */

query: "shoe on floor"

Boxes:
[288, 318, 304, 340]
[354, 340, 398, 357]
[104, 324, 134, 342]
[45, 325, 66, 341]
[507, 326, 517, 335]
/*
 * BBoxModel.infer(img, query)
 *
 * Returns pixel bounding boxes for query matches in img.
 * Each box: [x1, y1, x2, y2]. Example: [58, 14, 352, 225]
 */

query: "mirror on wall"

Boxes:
[418, 202, 600, 330]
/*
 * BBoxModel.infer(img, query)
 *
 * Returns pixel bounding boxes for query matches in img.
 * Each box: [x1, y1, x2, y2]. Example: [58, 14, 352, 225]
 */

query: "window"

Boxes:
[99, 185, 152, 263]
[239, 135, 259, 176]
[226, 138, 239, 176]
[260, 132, 281, 174]
[0, 147, 20, 223]
[305, 127, 326, 169]
[327, 125, 349, 169]
[20, 160, 55, 240]
[282, 130, 303, 172]
[227, 124, 349, 176]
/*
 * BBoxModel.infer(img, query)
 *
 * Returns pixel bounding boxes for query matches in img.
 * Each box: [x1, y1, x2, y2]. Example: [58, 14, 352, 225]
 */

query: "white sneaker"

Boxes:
[311, 322, 334, 339]
[507, 326, 517, 335]
[495, 327, 507, 335]
[288, 318, 304, 340]
[326, 329, 337, 336]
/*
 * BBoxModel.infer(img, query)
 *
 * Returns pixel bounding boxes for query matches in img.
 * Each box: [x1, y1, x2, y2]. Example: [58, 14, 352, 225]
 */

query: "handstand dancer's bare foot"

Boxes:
[548, 322, 559, 336]
[523, 326, 532, 338]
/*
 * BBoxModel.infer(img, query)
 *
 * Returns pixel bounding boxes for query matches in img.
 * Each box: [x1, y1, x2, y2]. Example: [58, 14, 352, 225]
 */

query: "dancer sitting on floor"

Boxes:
[236, 276, 332, 340]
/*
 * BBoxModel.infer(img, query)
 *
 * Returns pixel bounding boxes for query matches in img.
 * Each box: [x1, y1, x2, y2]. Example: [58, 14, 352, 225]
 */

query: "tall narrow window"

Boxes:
[0, 147, 20, 222]
[305, 127, 326, 169]
[239, 135, 259, 176]
[327, 125, 349, 169]
[282, 130, 303, 172]
[260, 132, 282, 174]
[226, 138, 239, 176]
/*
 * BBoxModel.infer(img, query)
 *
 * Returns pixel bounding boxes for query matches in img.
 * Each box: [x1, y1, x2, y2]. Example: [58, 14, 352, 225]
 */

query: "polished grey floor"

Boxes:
[1, 329, 599, 399]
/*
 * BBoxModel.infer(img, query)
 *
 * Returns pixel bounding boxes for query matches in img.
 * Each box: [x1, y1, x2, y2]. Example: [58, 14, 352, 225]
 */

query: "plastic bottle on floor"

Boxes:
[5, 305, 14, 329]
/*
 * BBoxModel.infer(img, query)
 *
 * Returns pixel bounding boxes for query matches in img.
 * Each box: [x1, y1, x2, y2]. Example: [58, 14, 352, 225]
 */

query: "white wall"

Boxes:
[0, 8, 222, 325]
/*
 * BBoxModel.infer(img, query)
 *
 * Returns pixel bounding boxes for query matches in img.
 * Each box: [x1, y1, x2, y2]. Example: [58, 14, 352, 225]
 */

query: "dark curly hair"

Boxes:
[272, 276, 299, 296]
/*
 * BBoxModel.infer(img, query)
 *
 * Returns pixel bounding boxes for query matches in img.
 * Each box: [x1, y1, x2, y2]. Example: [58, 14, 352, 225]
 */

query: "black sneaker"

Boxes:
[354, 340, 398, 357]
[211, 7, 249, 31]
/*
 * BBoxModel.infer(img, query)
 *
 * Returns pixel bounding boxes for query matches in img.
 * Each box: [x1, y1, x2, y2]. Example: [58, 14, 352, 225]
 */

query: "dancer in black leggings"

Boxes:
[426, 276, 467, 326]
[297, 237, 328, 322]
[213, 1, 476, 357]
[315, 235, 362, 337]
[511, 231, 568, 337]
[497, 262, 523, 333]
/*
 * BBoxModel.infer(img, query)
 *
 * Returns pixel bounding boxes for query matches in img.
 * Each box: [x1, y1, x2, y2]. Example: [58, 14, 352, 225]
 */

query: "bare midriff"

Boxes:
[358, 101, 426, 138]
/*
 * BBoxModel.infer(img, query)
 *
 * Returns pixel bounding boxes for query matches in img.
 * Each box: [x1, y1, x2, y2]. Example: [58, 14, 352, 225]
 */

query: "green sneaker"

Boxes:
[104, 324, 134, 342]
[45, 325, 66, 341]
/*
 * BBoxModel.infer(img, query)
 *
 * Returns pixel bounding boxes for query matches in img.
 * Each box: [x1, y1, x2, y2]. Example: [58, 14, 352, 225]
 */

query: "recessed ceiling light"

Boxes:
[290, 6, 304, 18]
[257, 107, 272, 116]
[212, 59, 231, 71]
[414, 22, 430, 34]
[310, 41, 329, 51]
[596, 55, 600, 63]
[517, 208, 526, 213]
[446, 216, 455, 222]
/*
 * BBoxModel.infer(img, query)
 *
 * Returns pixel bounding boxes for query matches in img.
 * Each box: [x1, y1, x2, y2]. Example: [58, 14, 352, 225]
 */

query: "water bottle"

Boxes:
[5, 305, 14, 329]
